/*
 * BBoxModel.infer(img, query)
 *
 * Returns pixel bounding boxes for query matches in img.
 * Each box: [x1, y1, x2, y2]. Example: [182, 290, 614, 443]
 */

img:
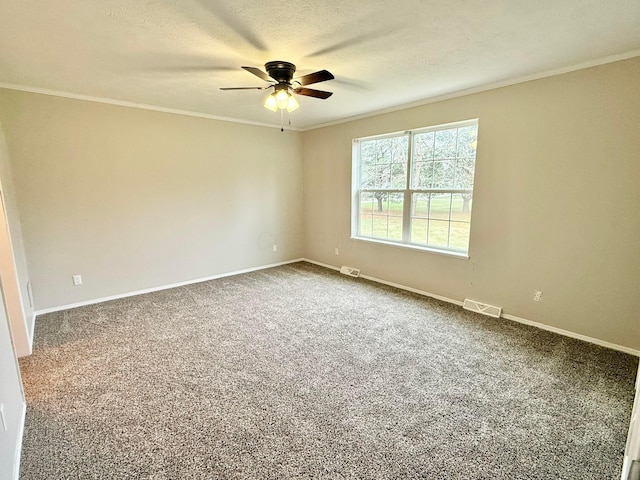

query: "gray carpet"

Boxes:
[19, 262, 637, 479]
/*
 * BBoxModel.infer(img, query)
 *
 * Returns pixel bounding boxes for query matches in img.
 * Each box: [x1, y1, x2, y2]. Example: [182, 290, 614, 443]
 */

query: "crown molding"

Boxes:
[302, 49, 640, 131]
[0, 83, 303, 131]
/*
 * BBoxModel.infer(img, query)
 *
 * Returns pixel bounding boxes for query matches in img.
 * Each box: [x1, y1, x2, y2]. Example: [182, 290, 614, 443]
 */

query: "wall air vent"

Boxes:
[340, 266, 361, 278]
[463, 299, 502, 318]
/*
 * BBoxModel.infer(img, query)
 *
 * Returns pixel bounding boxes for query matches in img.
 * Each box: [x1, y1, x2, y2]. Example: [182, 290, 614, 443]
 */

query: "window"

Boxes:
[352, 119, 478, 255]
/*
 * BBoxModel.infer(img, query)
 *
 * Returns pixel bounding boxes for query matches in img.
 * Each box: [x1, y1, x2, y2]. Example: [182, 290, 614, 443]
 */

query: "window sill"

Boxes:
[350, 236, 470, 259]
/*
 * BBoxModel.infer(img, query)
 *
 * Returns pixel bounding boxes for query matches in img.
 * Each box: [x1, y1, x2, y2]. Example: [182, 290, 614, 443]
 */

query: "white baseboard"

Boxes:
[13, 400, 26, 480]
[302, 258, 464, 306]
[302, 258, 640, 357]
[501, 313, 640, 357]
[27, 312, 35, 350]
[33, 256, 639, 357]
[35, 258, 305, 316]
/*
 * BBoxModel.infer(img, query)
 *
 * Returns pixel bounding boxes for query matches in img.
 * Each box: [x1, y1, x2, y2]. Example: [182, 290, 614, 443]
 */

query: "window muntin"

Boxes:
[353, 120, 478, 254]
[359, 191, 404, 241]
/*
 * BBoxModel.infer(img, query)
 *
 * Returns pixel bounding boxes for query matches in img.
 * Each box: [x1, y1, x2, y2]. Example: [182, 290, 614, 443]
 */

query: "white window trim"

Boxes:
[350, 235, 470, 259]
[351, 119, 478, 257]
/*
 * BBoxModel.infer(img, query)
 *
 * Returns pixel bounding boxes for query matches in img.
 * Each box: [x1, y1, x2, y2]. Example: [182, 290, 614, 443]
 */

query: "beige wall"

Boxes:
[301, 57, 640, 351]
[0, 58, 638, 351]
[0, 91, 303, 310]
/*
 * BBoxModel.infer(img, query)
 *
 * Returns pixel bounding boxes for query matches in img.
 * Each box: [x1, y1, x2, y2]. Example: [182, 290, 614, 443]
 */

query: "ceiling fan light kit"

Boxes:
[221, 60, 334, 117]
[264, 83, 299, 112]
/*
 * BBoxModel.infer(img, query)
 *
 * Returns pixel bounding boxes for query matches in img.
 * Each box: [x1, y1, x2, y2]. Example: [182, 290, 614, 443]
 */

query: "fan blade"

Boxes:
[148, 66, 238, 73]
[242, 66, 274, 82]
[293, 70, 334, 86]
[220, 86, 269, 90]
[294, 87, 333, 99]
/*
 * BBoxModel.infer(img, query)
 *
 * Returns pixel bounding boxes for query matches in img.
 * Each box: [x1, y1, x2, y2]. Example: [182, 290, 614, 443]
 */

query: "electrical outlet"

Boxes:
[335, 248, 339, 255]
[72, 274, 83, 286]
[272, 244, 277, 252]
[533, 290, 543, 302]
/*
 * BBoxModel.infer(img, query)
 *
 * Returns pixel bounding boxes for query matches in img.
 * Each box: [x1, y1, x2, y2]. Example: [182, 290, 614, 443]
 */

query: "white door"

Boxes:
[0, 191, 29, 356]
[622, 363, 640, 480]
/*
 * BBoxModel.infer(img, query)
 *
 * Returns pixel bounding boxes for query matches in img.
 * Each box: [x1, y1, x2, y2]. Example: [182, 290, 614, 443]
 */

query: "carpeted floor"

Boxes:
[19, 262, 638, 479]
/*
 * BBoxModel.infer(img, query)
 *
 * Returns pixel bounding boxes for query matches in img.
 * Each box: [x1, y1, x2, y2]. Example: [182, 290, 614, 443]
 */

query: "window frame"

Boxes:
[351, 119, 478, 257]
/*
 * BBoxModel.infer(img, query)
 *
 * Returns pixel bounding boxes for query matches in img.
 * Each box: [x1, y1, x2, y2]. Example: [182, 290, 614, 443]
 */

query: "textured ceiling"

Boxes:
[0, 0, 639, 129]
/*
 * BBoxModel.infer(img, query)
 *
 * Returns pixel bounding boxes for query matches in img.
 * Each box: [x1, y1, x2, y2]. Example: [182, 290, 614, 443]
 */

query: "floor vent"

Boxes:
[340, 266, 361, 278]
[463, 299, 502, 318]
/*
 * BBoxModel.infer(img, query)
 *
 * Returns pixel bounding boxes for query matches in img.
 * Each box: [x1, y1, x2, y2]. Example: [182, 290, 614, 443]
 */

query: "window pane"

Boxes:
[360, 141, 375, 165]
[412, 160, 432, 189]
[360, 192, 376, 213]
[411, 218, 428, 244]
[455, 158, 475, 189]
[441, 160, 456, 188]
[449, 222, 470, 250]
[414, 131, 435, 160]
[412, 193, 429, 217]
[388, 216, 403, 241]
[410, 193, 429, 245]
[411, 192, 469, 250]
[374, 164, 391, 189]
[358, 192, 375, 238]
[434, 128, 457, 159]
[430, 161, 445, 188]
[360, 163, 376, 189]
[392, 136, 409, 164]
[390, 162, 407, 189]
[360, 214, 373, 236]
[359, 135, 408, 190]
[374, 138, 392, 164]
[429, 193, 452, 220]
[361, 192, 403, 241]
[451, 193, 472, 222]
[413, 124, 476, 190]
[428, 220, 449, 247]
[359, 144, 377, 188]
[372, 215, 389, 238]
[431, 160, 457, 188]
[456, 124, 478, 158]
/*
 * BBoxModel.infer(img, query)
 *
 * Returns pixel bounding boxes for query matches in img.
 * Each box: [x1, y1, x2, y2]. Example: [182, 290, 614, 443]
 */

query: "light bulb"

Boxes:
[286, 95, 299, 112]
[264, 93, 278, 112]
[275, 89, 290, 109]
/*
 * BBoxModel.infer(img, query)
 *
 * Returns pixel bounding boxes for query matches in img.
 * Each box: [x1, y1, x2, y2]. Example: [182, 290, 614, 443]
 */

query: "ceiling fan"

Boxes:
[220, 61, 334, 113]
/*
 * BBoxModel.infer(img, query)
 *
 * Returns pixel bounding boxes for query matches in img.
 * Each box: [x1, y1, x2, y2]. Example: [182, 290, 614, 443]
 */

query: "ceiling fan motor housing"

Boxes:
[265, 61, 296, 84]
